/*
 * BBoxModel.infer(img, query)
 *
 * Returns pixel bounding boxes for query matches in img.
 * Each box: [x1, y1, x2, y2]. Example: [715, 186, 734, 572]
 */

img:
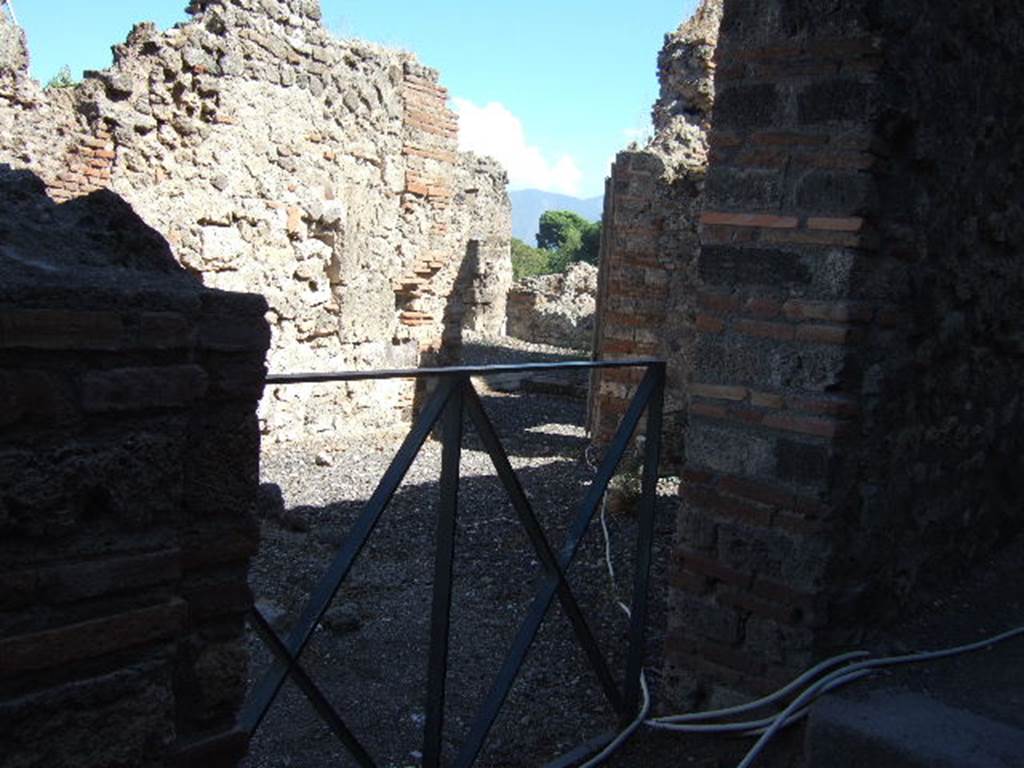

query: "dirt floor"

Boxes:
[240, 338, 1024, 768]
[240, 335, 777, 768]
[244, 382, 689, 768]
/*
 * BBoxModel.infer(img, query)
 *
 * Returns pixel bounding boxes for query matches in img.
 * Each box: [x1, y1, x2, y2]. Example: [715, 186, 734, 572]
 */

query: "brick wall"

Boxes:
[591, 153, 673, 441]
[0, 175, 269, 766]
[396, 63, 512, 361]
[663, 0, 1024, 707]
[395, 64, 460, 343]
[48, 130, 115, 203]
[590, 2, 719, 467]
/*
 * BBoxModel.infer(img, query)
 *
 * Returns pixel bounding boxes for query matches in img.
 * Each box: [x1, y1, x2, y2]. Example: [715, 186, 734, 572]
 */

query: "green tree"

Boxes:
[536, 210, 591, 252]
[579, 219, 601, 265]
[510, 238, 552, 280]
[535, 210, 602, 271]
[45, 65, 77, 90]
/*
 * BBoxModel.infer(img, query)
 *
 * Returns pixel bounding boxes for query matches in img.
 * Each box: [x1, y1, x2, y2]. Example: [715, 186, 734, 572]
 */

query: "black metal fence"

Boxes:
[241, 358, 666, 767]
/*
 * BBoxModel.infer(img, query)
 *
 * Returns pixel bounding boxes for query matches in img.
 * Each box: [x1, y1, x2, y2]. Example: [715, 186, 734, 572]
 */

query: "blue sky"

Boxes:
[14, 0, 696, 198]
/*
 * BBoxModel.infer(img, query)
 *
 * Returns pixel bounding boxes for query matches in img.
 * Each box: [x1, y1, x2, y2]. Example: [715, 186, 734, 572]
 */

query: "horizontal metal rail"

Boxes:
[265, 357, 661, 385]
[244, 358, 665, 768]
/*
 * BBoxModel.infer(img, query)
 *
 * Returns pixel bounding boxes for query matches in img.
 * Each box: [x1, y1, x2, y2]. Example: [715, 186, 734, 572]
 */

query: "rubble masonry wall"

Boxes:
[590, 0, 722, 467]
[0, 0, 511, 442]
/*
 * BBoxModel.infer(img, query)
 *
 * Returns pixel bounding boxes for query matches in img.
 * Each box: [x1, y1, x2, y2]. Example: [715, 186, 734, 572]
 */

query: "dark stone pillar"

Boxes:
[0, 170, 269, 766]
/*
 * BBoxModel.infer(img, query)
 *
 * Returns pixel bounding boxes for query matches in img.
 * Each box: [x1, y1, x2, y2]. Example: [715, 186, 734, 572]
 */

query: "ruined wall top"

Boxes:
[186, 0, 324, 28]
[646, 0, 722, 173]
[0, 0, 512, 441]
[0, 6, 26, 73]
[0, 5, 37, 104]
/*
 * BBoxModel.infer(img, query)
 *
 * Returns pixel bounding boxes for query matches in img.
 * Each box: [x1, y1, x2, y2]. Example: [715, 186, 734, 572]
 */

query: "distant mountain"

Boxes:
[509, 189, 604, 245]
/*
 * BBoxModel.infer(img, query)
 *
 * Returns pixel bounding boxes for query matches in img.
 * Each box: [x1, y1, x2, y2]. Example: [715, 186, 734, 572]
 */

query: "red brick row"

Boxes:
[0, 599, 187, 677]
[691, 398, 853, 439]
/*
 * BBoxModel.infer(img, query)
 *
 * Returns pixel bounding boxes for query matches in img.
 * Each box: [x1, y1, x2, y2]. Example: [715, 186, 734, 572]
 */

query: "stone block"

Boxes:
[187, 641, 249, 723]
[715, 83, 780, 130]
[695, 332, 850, 392]
[184, 408, 260, 520]
[81, 365, 208, 413]
[0, 570, 37, 611]
[775, 438, 831, 484]
[795, 170, 874, 214]
[704, 166, 786, 209]
[798, 78, 873, 125]
[202, 355, 268, 402]
[687, 420, 778, 479]
[0, 430, 186, 541]
[0, 310, 124, 351]
[717, 519, 831, 591]
[180, 520, 259, 570]
[699, 245, 812, 288]
[181, 573, 252, 624]
[670, 590, 741, 644]
[676, 503, 719, 552]
[139, 312, 195, 349]
[0, 662, 175, 768]
[0, 370, 73, 427]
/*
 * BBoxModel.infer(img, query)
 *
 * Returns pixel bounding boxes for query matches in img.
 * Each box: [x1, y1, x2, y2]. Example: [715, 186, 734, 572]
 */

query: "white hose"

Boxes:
[734, 624, 1024, 768]
[580, 445, 1024, 768]
[577, 670, 651, 768]
[586, 443, 1024, 766]
[648, 650, 869, 725]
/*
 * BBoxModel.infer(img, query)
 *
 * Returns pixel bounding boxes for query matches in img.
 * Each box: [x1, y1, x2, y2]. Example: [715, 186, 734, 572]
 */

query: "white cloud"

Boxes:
[452, 98, 583, 196]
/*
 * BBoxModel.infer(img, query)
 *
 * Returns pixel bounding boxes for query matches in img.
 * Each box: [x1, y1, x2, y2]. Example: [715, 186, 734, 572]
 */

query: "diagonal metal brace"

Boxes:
[454, 367, 661, 768]
[249, 607, 376, 768]
[463, 383, 624, 715]
[241, 378, 457, 736]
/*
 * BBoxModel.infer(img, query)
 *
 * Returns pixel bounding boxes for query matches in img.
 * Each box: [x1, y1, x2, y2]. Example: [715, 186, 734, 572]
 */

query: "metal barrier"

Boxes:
[241, 358, 666, 767]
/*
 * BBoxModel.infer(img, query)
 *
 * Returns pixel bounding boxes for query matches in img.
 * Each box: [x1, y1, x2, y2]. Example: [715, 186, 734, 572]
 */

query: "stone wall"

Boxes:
[506, 261, 597, 349]
[590, 0, 722, 466]
[0, 169, 269, 766]
[0, 0, 511, 442]
[663, 0, 1024, 708]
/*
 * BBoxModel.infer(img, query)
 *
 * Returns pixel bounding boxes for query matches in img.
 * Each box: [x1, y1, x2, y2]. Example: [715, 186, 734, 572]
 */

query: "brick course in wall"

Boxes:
[590, 2, 721, 465]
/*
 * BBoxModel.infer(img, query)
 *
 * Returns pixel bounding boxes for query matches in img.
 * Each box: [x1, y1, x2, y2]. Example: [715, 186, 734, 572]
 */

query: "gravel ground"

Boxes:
[240, 335, 1023, 768]
[242, 338, 682, 768]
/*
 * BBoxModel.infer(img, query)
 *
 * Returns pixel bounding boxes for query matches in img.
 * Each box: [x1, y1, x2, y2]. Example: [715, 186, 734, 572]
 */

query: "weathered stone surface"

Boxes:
[0, 0, 512, 442]
[506, 262, 597, 350]
[81, 365, 209, 413]
[662, 0, 1024, 715]
[0, 662, 176, 768]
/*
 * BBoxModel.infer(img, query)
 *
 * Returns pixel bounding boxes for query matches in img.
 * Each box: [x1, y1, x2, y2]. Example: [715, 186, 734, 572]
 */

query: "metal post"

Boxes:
[622, 362, 665, 718]
[241, 378, 456, 735]
[423, 377, 465, 767]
